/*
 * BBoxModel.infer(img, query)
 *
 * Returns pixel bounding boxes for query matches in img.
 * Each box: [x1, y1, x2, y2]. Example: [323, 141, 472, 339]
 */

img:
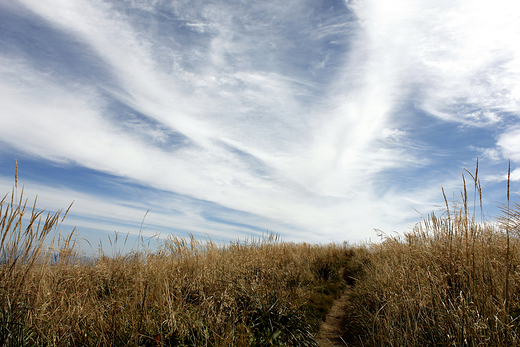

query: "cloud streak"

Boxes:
[0, 0, 519, 246]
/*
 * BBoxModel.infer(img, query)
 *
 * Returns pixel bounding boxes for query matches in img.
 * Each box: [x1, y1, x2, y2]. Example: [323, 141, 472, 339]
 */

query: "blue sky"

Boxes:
[0, 0, 519, 250]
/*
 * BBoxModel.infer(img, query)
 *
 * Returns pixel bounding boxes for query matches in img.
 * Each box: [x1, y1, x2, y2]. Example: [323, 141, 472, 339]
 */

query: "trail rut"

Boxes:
[316, 286, 352, 347]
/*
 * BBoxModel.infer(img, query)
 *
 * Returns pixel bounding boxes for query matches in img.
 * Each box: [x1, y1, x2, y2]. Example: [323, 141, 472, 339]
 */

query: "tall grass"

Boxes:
[0, 171, 75, 346]
[0, 174, 351, 346]
[8, 161, 516, 346]
[344, 162, 520, 346]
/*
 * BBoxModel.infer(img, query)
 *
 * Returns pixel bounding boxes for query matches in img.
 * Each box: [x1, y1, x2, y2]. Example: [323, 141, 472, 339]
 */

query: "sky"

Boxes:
[0, 0, 519, 251]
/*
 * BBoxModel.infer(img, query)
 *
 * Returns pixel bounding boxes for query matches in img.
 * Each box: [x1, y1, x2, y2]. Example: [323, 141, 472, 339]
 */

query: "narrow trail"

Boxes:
[316, 286, 353, 347]
[316, 266, 358, 347]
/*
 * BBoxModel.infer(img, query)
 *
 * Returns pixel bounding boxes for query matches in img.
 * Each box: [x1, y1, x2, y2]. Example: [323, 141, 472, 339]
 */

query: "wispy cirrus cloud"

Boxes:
[0, 0, 518, 247]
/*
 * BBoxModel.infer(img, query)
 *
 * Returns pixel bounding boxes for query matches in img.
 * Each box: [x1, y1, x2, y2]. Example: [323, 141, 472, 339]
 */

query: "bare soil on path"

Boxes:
[316, 286, 353, 347]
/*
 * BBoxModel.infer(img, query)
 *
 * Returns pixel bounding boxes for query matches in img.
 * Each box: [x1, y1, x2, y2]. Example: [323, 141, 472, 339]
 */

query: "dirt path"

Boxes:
[316, 286, 352, 347]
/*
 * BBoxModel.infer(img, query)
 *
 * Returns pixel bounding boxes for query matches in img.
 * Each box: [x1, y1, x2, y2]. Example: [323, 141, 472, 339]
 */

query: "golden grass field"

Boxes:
[1, 161, 519, 346]
[341, 162, 520, 346]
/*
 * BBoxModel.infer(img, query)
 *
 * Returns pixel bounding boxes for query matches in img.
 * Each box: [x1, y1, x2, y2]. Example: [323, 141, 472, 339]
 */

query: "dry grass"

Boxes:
[344, 161, 520, 346]
[0, 174, 350, 346]
[6, 160, 517, 346]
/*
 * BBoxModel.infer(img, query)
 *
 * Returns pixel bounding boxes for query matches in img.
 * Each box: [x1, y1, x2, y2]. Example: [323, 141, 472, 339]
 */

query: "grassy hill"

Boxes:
[0, 185, 351, 346]
[2, 163, 520, 346]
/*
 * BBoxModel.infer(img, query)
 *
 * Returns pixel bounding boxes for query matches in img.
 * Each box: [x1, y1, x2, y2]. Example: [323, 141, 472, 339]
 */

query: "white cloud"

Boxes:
[469, 146, 502, 162]
[348, 0, 520, 125]
[498, 127, 520, 163]
[4, 0, 513, 244]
